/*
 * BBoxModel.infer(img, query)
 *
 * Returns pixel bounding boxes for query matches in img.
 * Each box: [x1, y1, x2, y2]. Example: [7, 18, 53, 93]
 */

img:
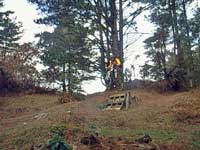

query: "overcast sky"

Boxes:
[3, 0, 155, 94]
[4, 0, 53, 43]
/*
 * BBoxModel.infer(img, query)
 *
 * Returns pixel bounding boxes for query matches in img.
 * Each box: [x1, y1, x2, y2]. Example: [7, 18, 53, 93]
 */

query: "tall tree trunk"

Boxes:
[68, 48, 72, 93]
[168, 0, 176, 55]
[161, 31, 168, 80]
[62, 63, 66, 92]
[97, 0, 107, 85]
[110, 0, 118, 57]
[68, 62, 72, 93]
[110, 0, 123, 88]
[182, 0, 192, 62]
[171, 0, 184, 67]
[119, 0, 124, 87]
[104, 0, 111, 60]
[168, 0, 187, 90]
[182, 0, 193, 87]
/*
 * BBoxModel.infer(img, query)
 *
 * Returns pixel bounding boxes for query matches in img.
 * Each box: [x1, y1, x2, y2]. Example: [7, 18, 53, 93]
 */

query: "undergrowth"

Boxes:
[98, 127, 177, 142]
[191, 130, 200, 150]
[46, 124, 73, 150]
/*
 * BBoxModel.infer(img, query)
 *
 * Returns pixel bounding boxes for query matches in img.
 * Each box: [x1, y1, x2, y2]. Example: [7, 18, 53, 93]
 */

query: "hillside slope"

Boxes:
[0, 89, 200, 150]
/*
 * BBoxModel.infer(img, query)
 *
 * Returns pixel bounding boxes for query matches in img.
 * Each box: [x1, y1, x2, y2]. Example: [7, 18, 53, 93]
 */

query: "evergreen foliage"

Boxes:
[140, 0, 200, 90]
[38, 23, 95, 93]
[28, 0, 148, 89]
[0, 0, 22, 59]
[46, 125, 72, 150]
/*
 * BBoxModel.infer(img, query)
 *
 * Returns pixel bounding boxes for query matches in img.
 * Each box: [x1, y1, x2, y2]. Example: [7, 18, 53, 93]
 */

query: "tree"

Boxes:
[140, 63, 152, 80]
[140, 0, 199, 90]
[0, 42, 41, 92]
[0, 1, 41, 93]
[0, 0, 22, 60]
[92, 0, 151, 88]
[28, 0, 149, 89]
[28, 0, 96, 93]
[141, 0, 174, 82]
[190, 8, 200, 85]
[38, 25, 95, 93]
[190, 8, 200, 48]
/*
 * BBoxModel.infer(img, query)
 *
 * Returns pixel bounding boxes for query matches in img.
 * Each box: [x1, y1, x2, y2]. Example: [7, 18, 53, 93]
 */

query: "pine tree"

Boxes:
[190, 8, 200, 85]
[140, 0, 199, 90]
[38, 24, 95, 93]
[0, 0, 22, 60]
[142, 0, 173, 81]
[28, 0, 148, 89]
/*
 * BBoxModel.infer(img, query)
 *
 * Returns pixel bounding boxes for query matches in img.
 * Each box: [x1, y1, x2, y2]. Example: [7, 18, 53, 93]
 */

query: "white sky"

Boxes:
[4, 0, 53, 43]
[3, 0, 155, 94]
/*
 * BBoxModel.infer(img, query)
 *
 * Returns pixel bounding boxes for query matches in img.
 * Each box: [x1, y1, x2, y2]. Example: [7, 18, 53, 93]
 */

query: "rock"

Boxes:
[58, 93, 74, 104]
[33, 112, 48, 120]
[31, 143, 44, 150]
[80, 135, 100, 145]
[135, 134, 152, 144]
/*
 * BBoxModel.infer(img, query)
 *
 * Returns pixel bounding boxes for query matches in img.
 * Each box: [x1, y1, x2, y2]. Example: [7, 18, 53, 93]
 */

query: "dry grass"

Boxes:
[171, 89, 200, 125]
[0, 89, 199, 149]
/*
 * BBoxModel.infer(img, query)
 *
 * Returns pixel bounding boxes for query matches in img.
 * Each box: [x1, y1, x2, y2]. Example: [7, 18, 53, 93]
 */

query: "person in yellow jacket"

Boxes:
[113, 57, 121, 66]
[106, 57, 121, 70]
[106, 57, 121, 89]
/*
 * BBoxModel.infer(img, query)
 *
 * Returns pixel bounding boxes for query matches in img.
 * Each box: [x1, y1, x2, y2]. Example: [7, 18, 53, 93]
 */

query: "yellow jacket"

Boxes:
[107, 58, 121, 70]
[114, 58, 121, 66]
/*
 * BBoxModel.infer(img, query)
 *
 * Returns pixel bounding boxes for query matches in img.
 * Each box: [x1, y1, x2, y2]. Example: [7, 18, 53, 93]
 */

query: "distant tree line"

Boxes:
[140, 0, 200, 91]
[0, 0, 42, 94]
[1, 0, 200, 95]
[29, 0, 200, 91]
[28, 0, 151, 91]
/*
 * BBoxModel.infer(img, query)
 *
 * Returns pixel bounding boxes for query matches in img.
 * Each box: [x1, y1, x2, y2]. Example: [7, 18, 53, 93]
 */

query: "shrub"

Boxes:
[46, 135, 73, 150]
[46, 125, 73, 150]
[50, 125, 66, 137]
[192, 130, 200, 150]
[0, 67, 20, 95]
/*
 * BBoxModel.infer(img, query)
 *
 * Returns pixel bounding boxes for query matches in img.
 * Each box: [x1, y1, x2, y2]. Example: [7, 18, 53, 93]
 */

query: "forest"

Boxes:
[0, 0, 200, 150]
[0, 0, 199, 94]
